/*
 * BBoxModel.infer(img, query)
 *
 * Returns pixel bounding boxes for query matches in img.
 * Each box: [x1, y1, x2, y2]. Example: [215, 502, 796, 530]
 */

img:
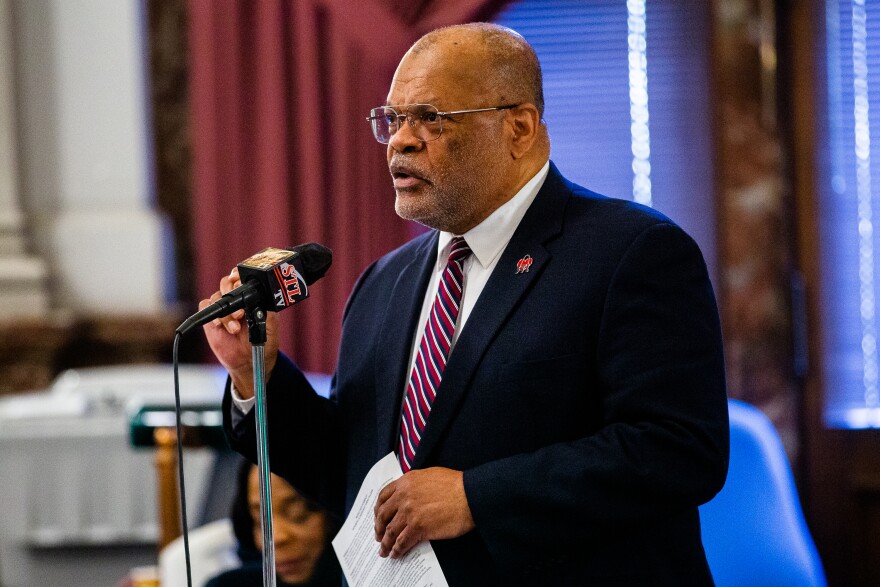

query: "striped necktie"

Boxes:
[397, 237, 472, 472]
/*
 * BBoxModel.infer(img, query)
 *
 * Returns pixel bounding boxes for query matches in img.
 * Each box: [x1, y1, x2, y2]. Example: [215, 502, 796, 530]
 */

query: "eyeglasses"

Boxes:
[366, 103, 518, 144]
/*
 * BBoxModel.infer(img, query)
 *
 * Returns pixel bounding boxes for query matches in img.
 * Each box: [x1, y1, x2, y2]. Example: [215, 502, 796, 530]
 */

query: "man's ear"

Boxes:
[508, 104, 541, 160]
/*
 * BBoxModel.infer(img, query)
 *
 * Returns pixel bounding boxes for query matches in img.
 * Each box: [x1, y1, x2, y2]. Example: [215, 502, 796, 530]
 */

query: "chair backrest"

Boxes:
[699, 399, 827, 587]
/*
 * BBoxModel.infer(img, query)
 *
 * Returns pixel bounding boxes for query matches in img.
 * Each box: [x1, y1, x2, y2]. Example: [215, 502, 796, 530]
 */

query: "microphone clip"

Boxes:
[246, 306, 269, 346]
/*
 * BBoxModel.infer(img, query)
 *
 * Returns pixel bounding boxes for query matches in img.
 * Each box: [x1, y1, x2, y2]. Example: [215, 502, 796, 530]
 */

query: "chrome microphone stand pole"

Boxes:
[247, 306, 276, 587]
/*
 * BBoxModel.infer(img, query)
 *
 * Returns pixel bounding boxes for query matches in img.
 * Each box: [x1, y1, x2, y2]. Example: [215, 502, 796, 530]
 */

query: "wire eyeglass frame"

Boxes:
[366, 103, 518, 144]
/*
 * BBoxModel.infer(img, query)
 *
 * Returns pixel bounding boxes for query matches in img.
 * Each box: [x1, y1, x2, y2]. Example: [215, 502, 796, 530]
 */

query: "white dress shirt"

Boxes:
[232, 161, 550, 413]
[402, 161, 550, 385]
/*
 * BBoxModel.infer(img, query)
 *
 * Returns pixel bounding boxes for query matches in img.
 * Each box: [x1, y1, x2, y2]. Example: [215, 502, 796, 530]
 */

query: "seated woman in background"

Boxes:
[207, 462, 341, 587]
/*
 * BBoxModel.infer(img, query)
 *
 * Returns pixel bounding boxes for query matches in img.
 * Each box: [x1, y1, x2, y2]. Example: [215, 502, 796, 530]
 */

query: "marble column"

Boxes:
[0, 0, 48, 318]
[11, 0, 168, 316]
[711, 0, 799, 461]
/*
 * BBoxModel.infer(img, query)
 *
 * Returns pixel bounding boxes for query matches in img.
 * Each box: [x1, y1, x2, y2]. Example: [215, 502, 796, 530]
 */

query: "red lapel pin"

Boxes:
[516, 254, 533, 274]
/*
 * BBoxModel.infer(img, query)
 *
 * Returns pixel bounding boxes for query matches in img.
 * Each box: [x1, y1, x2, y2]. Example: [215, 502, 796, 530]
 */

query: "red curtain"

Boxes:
[188, 0, 510, 373]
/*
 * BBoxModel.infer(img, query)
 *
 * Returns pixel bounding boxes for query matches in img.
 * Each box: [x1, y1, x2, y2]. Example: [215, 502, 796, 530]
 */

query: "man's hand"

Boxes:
[200, 267, 279, 399]
[373, 467, 475, 559]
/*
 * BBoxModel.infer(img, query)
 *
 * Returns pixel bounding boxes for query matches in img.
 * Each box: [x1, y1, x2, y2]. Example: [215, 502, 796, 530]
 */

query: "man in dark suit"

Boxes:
[204, 23, 728, 586]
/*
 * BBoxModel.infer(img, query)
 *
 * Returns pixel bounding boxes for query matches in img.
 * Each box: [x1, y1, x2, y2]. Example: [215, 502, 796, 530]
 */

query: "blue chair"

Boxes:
[699, 399, 827, 586]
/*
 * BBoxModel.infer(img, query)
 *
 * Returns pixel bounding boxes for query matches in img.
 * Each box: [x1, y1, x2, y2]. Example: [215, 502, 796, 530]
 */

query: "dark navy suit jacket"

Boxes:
[224, 163, 729, 586]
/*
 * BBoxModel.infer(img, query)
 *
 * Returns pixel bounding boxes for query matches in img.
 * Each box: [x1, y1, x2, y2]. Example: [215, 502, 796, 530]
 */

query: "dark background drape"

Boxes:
[187, 0, 510, 373]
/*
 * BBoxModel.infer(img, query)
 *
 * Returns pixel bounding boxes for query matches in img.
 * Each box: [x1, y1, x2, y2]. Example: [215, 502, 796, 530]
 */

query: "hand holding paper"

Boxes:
[374, 466, 475, 559]
[332, 453, 451, 587]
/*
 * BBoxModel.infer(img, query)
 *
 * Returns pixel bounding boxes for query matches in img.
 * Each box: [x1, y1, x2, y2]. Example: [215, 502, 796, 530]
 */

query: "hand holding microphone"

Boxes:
[199, 267, 277, 398]
[184, 243, 332, 398]
[206, 266, 247, 335]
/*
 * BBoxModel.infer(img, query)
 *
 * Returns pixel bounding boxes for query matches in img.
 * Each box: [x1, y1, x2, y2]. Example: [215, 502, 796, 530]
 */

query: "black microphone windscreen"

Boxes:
[289, 243, 332, 284]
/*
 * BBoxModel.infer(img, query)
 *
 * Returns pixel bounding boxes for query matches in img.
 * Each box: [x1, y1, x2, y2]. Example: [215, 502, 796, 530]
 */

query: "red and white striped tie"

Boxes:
[397, 237, 472, 472]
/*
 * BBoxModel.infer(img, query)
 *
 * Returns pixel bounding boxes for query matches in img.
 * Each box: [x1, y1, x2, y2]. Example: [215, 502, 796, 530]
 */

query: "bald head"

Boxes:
[406, 23, 545, 117]
[384, 23, 549, 234]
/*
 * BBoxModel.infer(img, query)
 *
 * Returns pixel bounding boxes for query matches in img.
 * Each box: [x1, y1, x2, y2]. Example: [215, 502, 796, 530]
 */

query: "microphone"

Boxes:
[176, 242, 332, 336]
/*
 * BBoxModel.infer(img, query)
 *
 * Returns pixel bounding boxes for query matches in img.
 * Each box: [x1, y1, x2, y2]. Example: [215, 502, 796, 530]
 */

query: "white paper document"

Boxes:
[332, 452, 449, 587]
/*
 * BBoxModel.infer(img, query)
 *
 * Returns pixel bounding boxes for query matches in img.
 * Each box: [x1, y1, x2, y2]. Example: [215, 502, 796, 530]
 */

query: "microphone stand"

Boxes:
[246, 306, 276, 587]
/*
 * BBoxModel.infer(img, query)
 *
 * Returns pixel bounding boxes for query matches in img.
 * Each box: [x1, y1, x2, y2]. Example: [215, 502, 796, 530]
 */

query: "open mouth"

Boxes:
[390, 163, 428, 189]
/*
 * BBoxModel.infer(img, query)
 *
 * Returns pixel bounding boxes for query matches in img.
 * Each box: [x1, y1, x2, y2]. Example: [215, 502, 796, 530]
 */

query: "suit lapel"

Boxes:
[374, 232, 438, 458]
[411, 164, 570, 469]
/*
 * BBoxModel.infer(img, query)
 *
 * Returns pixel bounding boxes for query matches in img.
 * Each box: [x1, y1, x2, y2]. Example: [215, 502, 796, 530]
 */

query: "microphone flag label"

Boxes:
[238, 247, 310, 311]
[273, 262, 308, 307]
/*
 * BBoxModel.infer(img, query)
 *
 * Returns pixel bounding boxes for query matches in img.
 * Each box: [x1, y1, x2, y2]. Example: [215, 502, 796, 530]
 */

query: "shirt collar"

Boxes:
[437, 161, 550, 269]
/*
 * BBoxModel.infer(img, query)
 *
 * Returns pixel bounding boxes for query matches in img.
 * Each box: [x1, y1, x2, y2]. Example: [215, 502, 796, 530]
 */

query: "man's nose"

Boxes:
[388, 119, 425, 154]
